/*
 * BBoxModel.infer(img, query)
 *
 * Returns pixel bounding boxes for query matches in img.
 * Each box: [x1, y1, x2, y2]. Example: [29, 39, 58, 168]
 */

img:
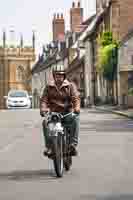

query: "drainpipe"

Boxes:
[91, 39, 96, 106]
[84, 38, 95, 107]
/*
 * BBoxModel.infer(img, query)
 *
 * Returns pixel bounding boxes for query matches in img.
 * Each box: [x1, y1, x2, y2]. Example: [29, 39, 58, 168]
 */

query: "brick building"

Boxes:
[97, 0, 133, 40]
[32, 10, 67, 107]
[95, 0, 133, 106]
[118, 29, 133, 108]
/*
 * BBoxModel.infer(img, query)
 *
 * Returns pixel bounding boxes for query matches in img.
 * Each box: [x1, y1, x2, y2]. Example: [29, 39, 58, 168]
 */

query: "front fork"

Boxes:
[63, 128, 71, 157]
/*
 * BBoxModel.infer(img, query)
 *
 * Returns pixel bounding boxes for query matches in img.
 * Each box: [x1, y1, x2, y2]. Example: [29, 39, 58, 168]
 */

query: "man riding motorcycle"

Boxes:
[40, 64, 80, 156]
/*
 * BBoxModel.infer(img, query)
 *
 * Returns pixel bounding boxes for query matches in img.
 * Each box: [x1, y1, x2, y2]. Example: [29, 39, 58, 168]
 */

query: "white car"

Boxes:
[5, 90, 32, 109]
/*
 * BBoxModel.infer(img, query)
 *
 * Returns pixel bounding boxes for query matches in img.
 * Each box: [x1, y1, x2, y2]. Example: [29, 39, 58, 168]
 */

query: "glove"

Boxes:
[40, 111, 45, 117]
[73, 110, 80, 115]
[40, 108, 50, 117]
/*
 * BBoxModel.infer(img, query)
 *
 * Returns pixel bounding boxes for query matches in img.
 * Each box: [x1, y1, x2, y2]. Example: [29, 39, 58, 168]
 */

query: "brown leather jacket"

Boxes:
[40, 79, 80, 113]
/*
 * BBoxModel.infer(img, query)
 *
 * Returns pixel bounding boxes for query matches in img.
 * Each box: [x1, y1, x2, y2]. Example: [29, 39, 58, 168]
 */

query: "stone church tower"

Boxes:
[0, 31, 36, 109]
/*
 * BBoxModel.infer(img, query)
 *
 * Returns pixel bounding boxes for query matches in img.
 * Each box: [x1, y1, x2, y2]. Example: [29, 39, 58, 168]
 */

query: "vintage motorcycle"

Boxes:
[43, 112, 74, 177]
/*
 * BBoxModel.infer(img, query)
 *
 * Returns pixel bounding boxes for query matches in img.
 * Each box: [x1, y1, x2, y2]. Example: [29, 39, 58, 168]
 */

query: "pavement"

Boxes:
[95, 105, 133, 119]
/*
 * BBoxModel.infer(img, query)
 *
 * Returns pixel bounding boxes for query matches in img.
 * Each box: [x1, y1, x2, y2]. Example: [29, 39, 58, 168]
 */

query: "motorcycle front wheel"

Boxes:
[63, 128, 72, 171]
[52, 134, 63, 178]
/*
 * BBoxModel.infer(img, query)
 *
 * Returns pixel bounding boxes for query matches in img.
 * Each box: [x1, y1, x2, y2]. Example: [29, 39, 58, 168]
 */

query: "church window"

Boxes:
[16, 66, 25, 81]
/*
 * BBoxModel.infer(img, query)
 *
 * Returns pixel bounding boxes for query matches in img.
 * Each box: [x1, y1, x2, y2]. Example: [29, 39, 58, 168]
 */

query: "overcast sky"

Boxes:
[0, 0, 96, 54]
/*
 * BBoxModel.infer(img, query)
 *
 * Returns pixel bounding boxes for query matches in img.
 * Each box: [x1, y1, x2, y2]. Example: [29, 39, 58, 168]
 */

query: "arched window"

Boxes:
[16, 66, 25, 81]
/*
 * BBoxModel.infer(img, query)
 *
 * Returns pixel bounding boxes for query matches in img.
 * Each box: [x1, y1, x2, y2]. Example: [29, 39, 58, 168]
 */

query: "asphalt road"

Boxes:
[0, 109, 133, 200]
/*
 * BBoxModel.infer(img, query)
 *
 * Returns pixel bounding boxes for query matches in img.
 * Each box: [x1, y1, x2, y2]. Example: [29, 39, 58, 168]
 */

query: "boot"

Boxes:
[70, 144, 78, 156]
[43, 148, 52, 157]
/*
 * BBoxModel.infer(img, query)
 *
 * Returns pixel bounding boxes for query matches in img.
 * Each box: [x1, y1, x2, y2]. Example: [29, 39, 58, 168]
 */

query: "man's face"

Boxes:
[54, 73, 65, 85]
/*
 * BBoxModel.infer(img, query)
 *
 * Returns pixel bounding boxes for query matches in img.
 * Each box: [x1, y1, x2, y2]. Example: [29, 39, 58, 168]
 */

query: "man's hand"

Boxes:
[73, 110, 80, 115]
[40, 109, 50, 117]
[40, 111, 45, 117]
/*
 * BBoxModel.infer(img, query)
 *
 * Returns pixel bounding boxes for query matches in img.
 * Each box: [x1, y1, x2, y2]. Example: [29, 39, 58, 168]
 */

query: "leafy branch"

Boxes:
[97, 31, 119, 81]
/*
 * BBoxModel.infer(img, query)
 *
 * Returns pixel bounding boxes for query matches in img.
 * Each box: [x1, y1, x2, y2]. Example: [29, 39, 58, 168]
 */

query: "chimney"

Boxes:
[61, 13, 63, 18]
[32, 31, 35, 50]
[20, 33, 23, 48]
[78, 1, 80, 7]
[72, 2, 75, 8]
[52, 13, 65, 42]
[70, 1, 83, 33]
[3, 30, 6, 48]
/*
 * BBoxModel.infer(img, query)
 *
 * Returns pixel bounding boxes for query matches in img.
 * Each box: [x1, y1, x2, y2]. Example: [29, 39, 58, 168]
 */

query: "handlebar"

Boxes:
[62, 112, 74, 118]
[41, 111, 76, 119]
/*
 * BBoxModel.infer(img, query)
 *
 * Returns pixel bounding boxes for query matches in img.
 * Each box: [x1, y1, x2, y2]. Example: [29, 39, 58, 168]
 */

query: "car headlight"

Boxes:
[48, 123, 63, 132]
[27, 99, 31, 105]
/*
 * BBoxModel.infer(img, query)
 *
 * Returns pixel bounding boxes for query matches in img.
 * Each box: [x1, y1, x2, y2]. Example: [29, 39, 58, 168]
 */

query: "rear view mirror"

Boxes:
[29, 95, 33, 99]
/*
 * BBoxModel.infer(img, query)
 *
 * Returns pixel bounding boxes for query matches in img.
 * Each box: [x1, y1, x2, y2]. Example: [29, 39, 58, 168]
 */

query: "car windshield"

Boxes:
[9, 91, 27, 98]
